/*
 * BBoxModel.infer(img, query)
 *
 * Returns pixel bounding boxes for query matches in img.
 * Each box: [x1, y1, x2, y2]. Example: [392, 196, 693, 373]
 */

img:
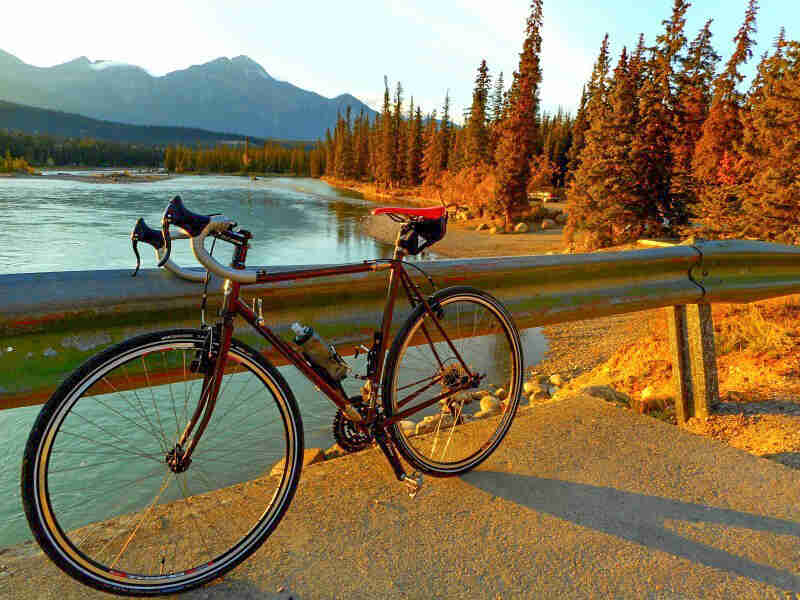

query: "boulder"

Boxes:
[541, 218, 557, 230]
[494, 387, 507, 400]
[480, 395, 500, 413]
[476, 222, 489, 231]
[523, 381, 537, 394]
[325, 444, 347, 460]
[270, 448, 326, 477]
[489, 226, 504, 235]
[549, 374, 563, 387]
[513, 222, 529, 233]
[531, 390, 550, 402]
[581, 385, 630, 406]
[399, 420, 416, 437]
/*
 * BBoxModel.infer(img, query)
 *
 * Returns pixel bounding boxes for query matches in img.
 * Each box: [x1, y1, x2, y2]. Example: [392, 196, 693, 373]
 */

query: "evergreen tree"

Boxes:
[490, 71, 506, 123]
[566, 47, 640, 247]
[393, 81, 406, 185]
[740, 36, 800, 242]
[376, 76, 396, 187]
[422, 110, 442, 184]
[492, 0, 544, 226]
[672, 20, 720, 207]
[406, 104, 424, 185]
[567, 35, 610, 177]
[692, 0, 759, 237]
[439, 92, 452, 172]
[324, 128, 335, 176]
[464, 59, 492, 167]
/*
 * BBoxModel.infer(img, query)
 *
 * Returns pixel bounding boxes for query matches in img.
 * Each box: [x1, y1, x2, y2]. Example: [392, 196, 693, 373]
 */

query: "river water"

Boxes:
[0, 174, 547, 546]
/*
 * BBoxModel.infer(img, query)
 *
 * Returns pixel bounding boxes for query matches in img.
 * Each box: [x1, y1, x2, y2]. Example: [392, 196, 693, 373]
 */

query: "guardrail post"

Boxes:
[667, 303, 719, 424]
[686, 303, 720, 417]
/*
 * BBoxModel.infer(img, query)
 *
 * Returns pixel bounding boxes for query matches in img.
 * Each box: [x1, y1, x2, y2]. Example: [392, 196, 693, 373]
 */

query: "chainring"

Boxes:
[332, 401, 373, 453]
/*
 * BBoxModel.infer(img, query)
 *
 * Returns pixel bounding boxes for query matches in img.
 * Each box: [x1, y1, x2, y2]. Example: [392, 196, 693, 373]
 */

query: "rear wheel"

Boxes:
[382, 287, 523, 476]
[22, 329, 303, 596]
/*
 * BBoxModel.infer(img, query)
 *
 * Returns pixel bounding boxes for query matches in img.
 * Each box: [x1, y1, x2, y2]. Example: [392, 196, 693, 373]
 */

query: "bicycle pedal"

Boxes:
[400, 471, 423, 499]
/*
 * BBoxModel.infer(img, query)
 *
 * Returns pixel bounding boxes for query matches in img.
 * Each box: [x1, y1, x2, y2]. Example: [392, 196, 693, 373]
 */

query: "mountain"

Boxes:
[0, 100, 296, 147]
[0, 51, 376, 141]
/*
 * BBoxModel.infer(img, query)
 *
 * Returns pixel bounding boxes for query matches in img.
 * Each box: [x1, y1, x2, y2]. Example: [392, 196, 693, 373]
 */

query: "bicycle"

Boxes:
[22, 195, 523, 596]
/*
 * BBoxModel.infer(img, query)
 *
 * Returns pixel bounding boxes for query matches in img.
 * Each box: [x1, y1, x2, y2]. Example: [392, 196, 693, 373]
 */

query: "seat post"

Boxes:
[393, 226, 407, 261]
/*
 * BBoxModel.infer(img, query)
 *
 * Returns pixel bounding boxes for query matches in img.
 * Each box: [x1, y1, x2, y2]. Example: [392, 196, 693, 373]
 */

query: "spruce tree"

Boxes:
[492, 0, 544, 226]
[422, 111, 442, 184]
[567, 35, 610, 178]
[692, 0, 758, 238]
[439, 92, 452, 172]
[393, 81, 406, 185]
[672, 20, 720, 208]
[740, 36, 800, 242]
[465, 59, 492, 167]
[566, 47, 640, 247]
[377, 77, 395, 187]
[407, 104, 424, 185]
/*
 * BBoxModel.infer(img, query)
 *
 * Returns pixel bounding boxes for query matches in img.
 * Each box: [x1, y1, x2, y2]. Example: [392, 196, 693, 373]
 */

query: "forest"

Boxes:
[318, 0, 799, 249]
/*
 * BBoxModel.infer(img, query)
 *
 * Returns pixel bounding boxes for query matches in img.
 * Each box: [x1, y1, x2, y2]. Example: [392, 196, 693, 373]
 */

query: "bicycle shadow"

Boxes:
[462, 471, 800, 592]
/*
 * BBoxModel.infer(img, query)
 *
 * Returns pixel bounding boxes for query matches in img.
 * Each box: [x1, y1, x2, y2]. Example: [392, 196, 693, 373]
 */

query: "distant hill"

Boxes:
[0, 50, 376, 141]
[0, 100, 280, 146]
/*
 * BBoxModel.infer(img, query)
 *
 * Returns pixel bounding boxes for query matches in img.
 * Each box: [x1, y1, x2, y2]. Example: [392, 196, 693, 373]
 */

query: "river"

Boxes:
[0, 174, 547, 546]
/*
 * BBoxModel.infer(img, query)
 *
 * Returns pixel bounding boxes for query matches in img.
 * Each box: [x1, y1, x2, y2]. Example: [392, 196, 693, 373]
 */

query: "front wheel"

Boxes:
[382, 287, 523, 476]
[22, 329, 303, 596]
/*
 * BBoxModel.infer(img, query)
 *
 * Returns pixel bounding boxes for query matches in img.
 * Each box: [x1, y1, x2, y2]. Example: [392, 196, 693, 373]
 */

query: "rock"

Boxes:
[60, 332, 112, 352]
[513, 222, 529, 233]
[476, 222, 489, 231]
[43, 347, 57, 357]
[415, 414, 455, 435]
[325, 444, 347, 460]
[531, 390, 550, 402]
[489, 226, 504, 235]
[270, 448, 326, 477]
[582, 385, 630, 406]
[541, 218, 557, 230]
[399, 420, 416, 437]
[480, 395, 500, 413]
[494, 387, 506, 400]
[523, 381, 536, 394]
[549, 374, 563, 387]
[536, 374, 550, 385]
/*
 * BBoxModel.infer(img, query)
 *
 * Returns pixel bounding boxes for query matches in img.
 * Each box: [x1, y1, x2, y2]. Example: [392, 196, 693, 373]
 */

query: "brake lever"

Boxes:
[131, 238, 141, 277]
[158, 214, 172, 267]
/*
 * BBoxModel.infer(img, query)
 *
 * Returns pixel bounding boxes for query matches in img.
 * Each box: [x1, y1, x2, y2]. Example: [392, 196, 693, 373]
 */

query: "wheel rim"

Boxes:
[31, 337, 298, 589]
[389, 295, 520, 471]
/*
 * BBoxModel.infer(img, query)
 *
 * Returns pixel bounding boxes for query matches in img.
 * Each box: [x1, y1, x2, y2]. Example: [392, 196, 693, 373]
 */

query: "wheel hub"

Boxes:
[165, 443, 192, 473]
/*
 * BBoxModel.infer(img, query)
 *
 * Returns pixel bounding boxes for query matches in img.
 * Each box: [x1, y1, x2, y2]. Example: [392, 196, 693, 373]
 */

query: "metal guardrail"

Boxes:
[2, 239, 800, 417]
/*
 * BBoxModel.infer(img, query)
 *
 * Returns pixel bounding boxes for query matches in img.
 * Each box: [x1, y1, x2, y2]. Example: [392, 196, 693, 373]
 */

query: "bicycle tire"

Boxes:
[382, 286, 523, 476]
[22, 329, 303, 596]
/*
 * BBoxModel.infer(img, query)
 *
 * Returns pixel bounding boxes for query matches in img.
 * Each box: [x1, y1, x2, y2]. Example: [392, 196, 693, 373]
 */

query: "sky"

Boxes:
[2, 1, 794, 122]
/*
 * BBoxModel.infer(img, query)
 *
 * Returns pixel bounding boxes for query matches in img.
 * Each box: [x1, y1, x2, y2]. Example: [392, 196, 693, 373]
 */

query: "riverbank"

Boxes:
[0, 171, 172, 184]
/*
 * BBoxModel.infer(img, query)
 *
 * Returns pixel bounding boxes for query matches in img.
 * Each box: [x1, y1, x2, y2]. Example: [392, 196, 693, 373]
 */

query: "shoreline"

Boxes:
[0, 171, 173, 184]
